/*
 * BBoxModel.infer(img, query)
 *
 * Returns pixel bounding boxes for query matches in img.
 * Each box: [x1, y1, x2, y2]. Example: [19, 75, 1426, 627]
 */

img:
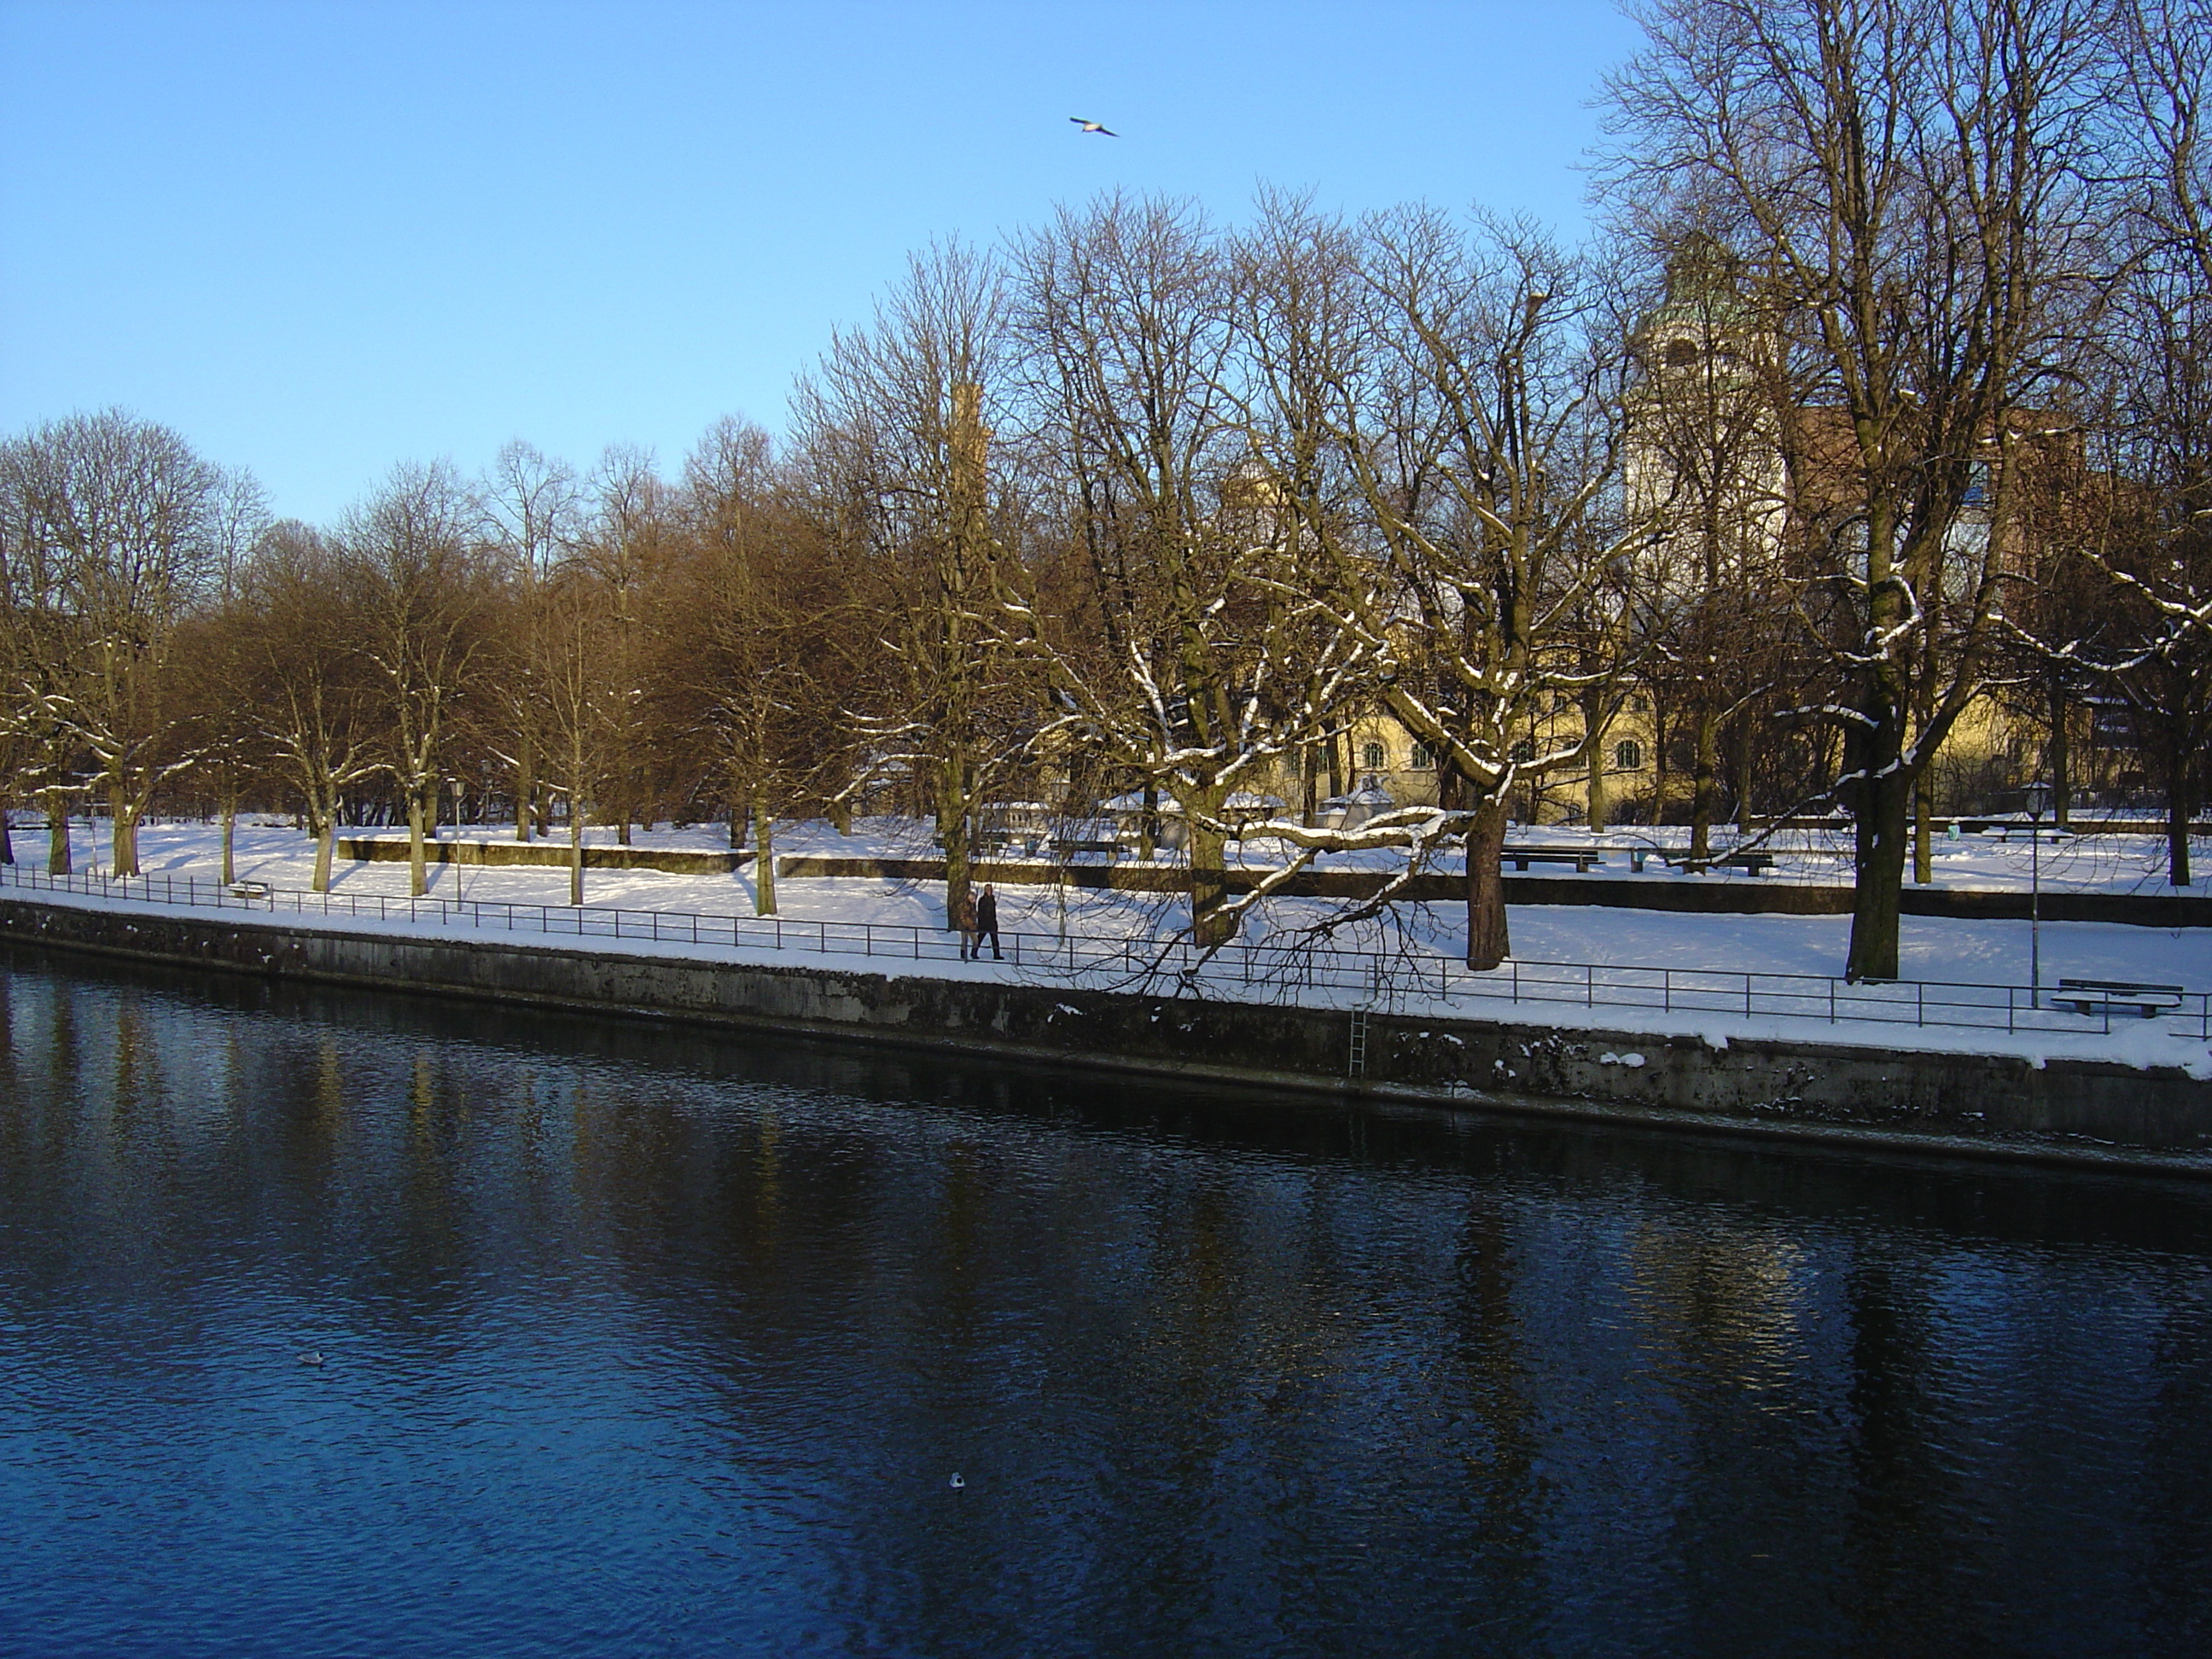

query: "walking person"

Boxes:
[975, 883, 1002, 961]
[954, 886, 979, 960]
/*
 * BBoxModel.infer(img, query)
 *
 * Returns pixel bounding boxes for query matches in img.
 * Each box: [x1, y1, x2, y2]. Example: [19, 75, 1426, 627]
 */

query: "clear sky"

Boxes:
[0, 0, 1643, 526]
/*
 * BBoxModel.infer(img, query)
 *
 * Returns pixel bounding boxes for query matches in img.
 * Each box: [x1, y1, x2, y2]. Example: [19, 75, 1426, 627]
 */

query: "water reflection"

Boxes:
[0, 944, 2208, 1658]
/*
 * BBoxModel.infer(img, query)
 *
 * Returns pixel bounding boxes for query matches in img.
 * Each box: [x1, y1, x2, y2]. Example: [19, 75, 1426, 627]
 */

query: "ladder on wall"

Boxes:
[1347, 1007, 1370, 1080]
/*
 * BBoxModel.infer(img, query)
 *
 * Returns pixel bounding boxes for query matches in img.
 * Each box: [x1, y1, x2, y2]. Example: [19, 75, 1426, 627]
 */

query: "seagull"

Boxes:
[948, 1473, 966, 1489]
[298, 1351, 324, 1367]
[1069, 117, 1117, 137]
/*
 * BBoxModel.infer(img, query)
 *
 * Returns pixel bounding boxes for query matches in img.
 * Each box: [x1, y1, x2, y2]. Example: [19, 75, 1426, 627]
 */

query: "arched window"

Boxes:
[1409, 741, 1436, 770]
[1614, 739, 1644, 771]
[1664, 338, 1699, 369]
[1362, 741, 1387, 771]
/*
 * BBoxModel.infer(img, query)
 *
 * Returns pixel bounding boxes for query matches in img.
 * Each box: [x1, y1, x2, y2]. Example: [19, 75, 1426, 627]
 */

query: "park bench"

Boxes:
[1501, 846, 1604, 873]
[1050, 838, 1121, 863]
[2055, 978, 2186, 1019]
[1618, 847, 1775, 876]
[1679, 850, 1776, 876]
[228, 880, 272, 901]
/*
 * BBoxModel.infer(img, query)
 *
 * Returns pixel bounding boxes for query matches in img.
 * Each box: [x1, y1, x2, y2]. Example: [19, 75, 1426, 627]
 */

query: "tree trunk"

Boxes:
[569, 802, 585, 906]
[110, 783, 139, 877]
[2167, 729, 2193, 888]
[312, 812, 337, 894]
[407, 789, 428, 897]
[1585, 708, 1610, 835]
[2048, 672, 2071, 828]
[221, 798, 236, 888]
[1734, 721, 1755, 837]
[1189, 809, 1233, 947]
[515, 734, 534, 841]
[753, 797, 777, 916]
[0, 804, 12, 865]
[1690, 705, 1718, 867]
[938, 760, 971, 934]
[45, 791, 70, 875]
[1464, 795, 1511, 970]
[1912, 769, 1933, 885]
[1846, 764, 1911, 981]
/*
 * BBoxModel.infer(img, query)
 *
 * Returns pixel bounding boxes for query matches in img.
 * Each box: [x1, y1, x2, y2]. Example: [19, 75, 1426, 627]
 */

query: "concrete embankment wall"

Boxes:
[778, 855, 2212, 927]
[335, 839, 2210, 926]
[340, 838, 749, 875]
[5, 893, 2209, 1172]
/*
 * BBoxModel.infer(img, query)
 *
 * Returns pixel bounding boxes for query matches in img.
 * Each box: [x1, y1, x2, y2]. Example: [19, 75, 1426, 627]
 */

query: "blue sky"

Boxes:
[0, 0, 1642, 525]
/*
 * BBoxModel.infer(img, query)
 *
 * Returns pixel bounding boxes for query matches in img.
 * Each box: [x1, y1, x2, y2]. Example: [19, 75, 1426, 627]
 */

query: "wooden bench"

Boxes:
[1501, 846, 1604, 873]
[1617, 847, 1774, 875]
[2056, 978, 2185, 1018]
[1681, 850, 1776, 876]
[228, 880, 272, 901]
[1050, 838, 1121, 863]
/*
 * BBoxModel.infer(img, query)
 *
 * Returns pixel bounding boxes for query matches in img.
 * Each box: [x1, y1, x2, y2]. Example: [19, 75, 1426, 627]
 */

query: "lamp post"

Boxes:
[2024, 780, 2052, 1009]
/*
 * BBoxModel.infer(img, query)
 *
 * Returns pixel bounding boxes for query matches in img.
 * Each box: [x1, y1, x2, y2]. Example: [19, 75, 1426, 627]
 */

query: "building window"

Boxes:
[1409, 741, 1436, 770]
[1628, 694, 1649, 714]
[1509, 739, 1536, 765]
[1614, 739, 1644, 771]
[1362, 741, 1387, 771]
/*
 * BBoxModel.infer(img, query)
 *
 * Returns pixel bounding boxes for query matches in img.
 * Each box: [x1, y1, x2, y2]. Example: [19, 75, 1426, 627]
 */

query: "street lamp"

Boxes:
[2023, 780, 2052, 1009]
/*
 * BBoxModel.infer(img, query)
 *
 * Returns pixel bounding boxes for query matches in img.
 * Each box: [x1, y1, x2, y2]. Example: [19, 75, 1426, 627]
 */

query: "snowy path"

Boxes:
[55, 817, 2202, 990]
[5, 820, 2209, 1077]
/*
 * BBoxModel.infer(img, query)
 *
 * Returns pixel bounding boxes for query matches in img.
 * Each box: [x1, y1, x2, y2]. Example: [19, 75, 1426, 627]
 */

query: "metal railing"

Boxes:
[3, 862, 2205, 1043]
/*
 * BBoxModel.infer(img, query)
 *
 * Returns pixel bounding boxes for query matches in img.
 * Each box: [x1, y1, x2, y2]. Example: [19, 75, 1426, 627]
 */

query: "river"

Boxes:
[1, 945, 2207, 1657]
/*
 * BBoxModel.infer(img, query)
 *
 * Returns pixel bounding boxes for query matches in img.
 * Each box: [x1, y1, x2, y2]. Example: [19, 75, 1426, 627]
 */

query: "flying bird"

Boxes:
[1069, 117, 1117, 137]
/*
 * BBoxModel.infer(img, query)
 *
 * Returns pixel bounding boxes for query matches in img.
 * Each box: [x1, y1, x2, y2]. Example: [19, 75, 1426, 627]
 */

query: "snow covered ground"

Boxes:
[12, 814, 2204, 991]
[5, 815, 2209, 1075]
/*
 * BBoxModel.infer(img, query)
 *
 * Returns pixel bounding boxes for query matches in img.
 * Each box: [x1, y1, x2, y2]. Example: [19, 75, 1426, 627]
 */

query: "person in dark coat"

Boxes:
[975, 884, 1002, 960]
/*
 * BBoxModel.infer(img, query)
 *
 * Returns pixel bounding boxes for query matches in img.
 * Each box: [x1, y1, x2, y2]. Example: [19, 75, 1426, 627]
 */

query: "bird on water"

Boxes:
[1069, 117, 1117, 136]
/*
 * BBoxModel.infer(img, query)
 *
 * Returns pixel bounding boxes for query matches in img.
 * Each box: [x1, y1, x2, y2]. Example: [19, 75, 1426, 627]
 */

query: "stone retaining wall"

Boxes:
[4, 894, 2208, 1172]
[340, 837, 748, 875]
[776, 855, 2211, 926]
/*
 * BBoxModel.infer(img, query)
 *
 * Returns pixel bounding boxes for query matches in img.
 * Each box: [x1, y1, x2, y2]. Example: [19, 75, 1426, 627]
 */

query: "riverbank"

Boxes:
[5, 887, 2209, 1175]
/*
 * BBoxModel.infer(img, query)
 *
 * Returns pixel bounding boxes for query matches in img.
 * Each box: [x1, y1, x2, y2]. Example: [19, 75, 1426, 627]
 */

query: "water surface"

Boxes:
[2, 946, 2208, 1656]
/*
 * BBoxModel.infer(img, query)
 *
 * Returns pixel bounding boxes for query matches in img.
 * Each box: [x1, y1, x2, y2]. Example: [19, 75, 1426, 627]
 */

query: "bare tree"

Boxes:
[661, 422, 848, 915]
[1250, 207, 1649, 968]
[527, 559, 627, 905]
[1008, 195, 1360, 946]
[341, 463, 492, 896]
[233, 521, 384, 891]
[2053, 0, 2212, 882]
[483, 439, 581, 842]
[796, 243, 1035, 929]
[1624, 230, 1796, 861]
[573, 445, 678, 842]
[1605, 0, 2110, 979]
[0, 410, 245, 876]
